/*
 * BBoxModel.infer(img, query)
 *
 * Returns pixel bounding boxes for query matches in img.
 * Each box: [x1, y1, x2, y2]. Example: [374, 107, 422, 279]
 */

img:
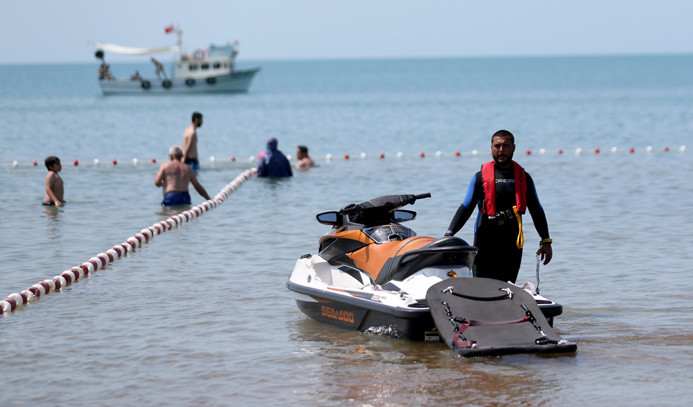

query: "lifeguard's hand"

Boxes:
[538, 243, 553, 265]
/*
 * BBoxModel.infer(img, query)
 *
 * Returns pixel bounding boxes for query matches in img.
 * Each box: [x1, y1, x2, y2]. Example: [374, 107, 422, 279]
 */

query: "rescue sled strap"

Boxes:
[443, 300, 560, 348]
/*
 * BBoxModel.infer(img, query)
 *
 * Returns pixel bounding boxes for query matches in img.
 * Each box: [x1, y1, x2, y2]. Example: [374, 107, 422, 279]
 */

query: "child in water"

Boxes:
[43, 156, 66, 206]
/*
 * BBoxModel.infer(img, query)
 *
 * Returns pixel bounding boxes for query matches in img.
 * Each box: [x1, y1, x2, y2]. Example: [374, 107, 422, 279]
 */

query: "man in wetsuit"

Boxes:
[155, 146, 211, 206]
[444, 130, 552, 283]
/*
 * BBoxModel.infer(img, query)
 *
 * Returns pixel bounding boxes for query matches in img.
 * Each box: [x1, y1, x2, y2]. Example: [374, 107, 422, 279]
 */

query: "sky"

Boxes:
[1, 0, 692, 64]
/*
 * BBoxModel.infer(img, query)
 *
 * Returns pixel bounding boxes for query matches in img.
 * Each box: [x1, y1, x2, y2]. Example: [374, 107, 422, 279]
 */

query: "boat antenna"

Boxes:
[176, 24, 183, 54]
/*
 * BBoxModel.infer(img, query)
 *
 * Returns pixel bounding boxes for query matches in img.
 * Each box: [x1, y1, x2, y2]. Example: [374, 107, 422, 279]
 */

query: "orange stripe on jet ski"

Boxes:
[326, 287, 372, 299]
[329, 229, 375, 244]
[348, 236, 435, 282]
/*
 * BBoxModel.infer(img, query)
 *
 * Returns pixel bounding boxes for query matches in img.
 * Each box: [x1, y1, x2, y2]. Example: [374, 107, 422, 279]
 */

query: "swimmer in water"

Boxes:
[43, 156, 66, 206]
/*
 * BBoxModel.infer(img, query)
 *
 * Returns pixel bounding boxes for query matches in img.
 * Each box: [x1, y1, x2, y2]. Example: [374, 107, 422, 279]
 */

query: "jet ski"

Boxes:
[286, 193, 566, 343]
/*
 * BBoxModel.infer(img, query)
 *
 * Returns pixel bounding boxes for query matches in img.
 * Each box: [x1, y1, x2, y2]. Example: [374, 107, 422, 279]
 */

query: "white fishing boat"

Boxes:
[94, 26, 260, 95]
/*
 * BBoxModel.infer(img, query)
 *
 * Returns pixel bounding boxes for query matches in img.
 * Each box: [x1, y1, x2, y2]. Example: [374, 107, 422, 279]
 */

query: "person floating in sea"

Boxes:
[43, 156, 66, 207]
[130, 71, 142, 81]
[295, 145, 315, 170]
[182, 112, 202, 171]
[155, 146, 211, 206]
[444, 129, 552, 283]
[152, 57, 167, 79]
[257, 137, 293, 178]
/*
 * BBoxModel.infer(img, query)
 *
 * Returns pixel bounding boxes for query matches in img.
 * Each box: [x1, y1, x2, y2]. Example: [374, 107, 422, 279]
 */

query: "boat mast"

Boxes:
[173, 25, 183, 77]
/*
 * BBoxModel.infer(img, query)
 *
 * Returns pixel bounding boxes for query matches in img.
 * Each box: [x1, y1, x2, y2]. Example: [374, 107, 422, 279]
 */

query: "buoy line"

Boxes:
[1, 145, 687, 168]
[0, 169, 256, 316]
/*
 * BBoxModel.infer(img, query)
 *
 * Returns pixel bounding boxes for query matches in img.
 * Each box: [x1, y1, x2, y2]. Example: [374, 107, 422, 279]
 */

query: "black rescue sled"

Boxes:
[426, 278, 577, 356]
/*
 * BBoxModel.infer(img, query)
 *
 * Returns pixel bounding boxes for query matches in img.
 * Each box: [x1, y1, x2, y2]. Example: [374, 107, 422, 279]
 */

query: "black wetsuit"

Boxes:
[445, 164, 550, 283]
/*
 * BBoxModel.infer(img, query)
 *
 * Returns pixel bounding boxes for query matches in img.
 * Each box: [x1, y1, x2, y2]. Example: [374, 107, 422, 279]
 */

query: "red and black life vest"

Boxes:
[481, 161, 527, 216]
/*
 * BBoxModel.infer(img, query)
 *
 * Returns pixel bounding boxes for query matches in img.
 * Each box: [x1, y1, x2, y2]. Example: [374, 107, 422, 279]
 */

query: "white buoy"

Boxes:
[22, 289, 35, 303]
[8, 293, 24, 307]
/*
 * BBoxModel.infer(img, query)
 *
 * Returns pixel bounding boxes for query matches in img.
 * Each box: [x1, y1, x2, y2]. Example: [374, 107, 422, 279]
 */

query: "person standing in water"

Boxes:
[444, 130, 552, 283]
[257, 137, 293, 178]
[43, 156, 66, 206]
[182, 112, 202, 171]
[295, 145, 315, 170]
[155, 146, 211, 206]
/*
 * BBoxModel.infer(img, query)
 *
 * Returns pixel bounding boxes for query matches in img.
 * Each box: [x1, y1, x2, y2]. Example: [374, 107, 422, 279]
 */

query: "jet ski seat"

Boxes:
[376, 237, 477, 285]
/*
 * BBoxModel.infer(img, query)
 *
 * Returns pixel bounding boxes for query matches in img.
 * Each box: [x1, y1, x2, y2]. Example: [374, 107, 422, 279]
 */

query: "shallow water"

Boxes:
[1, 56, 693, 406]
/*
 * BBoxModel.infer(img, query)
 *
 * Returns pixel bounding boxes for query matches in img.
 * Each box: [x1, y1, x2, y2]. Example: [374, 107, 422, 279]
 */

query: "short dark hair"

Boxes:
[492, 129, 515, 144]
[297, 145, 308, 154]
[192, 112, 202, 122]
[45, 156, 60, 170]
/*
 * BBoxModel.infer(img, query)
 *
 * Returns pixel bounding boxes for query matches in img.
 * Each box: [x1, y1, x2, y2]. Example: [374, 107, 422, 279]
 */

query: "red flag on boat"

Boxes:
[165, 25, 175, 34]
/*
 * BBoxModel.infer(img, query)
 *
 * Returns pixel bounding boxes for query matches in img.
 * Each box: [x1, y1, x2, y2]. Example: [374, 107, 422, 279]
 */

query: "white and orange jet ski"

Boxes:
[286, 193, 567, 345]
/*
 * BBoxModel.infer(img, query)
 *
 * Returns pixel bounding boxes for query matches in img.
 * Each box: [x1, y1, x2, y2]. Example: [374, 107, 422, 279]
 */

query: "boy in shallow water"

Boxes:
[43, 156, 66, 206]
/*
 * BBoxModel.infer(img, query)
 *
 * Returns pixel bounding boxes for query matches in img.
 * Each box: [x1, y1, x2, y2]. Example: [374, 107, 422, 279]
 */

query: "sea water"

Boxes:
[1, 55, 692, 406]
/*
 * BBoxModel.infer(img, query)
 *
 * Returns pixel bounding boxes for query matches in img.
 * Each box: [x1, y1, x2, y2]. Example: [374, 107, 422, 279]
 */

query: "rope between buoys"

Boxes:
[0, 169, 255, 315]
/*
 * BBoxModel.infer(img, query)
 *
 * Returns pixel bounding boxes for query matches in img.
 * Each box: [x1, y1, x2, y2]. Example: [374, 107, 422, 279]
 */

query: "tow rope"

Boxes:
[534, 252, 542, 294]
[513, 205, 524, 249]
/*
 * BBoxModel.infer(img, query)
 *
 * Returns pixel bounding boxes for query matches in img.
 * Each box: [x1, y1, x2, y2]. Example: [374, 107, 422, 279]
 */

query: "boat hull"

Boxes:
[98, 68, 260, 95]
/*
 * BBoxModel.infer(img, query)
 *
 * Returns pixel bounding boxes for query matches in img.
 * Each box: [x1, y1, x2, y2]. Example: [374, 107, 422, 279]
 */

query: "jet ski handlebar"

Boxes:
[341, 193, 431, 214]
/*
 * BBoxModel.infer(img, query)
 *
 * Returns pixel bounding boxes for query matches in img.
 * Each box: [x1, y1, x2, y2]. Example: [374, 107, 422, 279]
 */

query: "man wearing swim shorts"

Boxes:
[182, 111, 202, 171]
[155, 146, 211, 206]
[444, 130, 553, 283]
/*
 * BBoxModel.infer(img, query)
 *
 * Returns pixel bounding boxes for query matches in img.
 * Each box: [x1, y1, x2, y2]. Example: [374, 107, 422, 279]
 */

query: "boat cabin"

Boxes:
[175, 44, 238, 80]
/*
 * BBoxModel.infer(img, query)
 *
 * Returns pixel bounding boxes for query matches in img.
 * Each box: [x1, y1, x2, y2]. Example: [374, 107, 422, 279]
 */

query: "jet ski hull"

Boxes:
[287, 281, 438, 340]
[287, 256, 563, 341]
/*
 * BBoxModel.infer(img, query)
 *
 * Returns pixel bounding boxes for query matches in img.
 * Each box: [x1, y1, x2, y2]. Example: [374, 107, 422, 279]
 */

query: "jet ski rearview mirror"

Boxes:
[316, 211, 340, 225]
[392, 210, 416, 222]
